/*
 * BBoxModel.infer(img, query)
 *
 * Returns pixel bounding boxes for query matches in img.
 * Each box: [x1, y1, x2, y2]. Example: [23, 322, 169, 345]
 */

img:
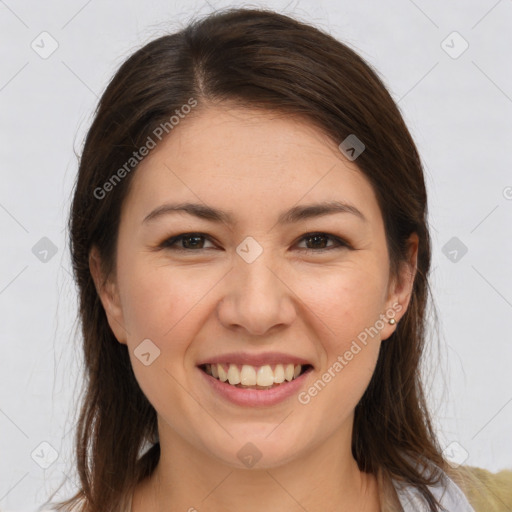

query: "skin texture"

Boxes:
[90, 104, 418, 512]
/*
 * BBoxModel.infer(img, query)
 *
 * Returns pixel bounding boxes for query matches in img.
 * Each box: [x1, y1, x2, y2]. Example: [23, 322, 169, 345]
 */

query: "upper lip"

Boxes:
[197, 351, 314, 368]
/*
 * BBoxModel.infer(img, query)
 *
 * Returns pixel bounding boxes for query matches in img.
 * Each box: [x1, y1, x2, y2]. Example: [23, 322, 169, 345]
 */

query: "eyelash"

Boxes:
[159, 232, 350, 253]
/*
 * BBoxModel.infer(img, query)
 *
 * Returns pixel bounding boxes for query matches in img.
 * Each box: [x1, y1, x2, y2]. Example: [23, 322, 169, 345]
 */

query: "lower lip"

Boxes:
[197, 366, 314, 407]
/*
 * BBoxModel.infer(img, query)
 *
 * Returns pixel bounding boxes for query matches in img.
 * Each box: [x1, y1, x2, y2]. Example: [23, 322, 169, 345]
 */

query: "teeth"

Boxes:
[240, 365, 257, 385]
[274, 364, 285, 383]
[227, 364, 241, 385]
[284, 363, 294, 381]
[203, 362, 306, 387]
[217, 364, 228, 382]
[256, 365, 274, 387]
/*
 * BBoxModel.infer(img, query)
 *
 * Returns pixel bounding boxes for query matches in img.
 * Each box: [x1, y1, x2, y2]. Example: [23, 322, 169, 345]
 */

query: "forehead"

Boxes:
[122, 105, 382, 229]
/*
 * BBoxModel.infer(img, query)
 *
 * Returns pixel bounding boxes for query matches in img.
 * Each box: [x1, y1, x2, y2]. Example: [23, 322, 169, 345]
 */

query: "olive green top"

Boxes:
[376, 463, 512, 511]
[453, 465, 512, 511]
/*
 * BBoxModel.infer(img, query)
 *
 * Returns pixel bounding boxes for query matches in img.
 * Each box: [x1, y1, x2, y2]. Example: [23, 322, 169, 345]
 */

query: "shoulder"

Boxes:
[448, 464, 512, 512]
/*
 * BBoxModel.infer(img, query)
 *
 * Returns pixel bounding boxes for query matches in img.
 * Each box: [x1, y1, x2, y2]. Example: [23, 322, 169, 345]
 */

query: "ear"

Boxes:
[89, 245, 128, 344]
[381, 232, 419, 340]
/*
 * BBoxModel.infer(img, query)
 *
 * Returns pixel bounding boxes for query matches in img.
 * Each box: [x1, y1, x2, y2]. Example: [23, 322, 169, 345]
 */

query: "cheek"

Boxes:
[296, 267, 385, 425]
[118, 259, 199, 341]
[118, 263, 207, 413]
[296, 262, 388, 347]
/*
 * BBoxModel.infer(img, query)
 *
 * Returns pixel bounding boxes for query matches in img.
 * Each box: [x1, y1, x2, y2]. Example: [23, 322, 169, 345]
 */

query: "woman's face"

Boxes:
[91, 104, 417, 469]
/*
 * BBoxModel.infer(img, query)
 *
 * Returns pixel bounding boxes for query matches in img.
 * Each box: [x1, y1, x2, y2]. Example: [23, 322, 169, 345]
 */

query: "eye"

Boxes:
[160, 232, 349, 253]
[160, 233, 216, 251]
[295, 232, 349, 252]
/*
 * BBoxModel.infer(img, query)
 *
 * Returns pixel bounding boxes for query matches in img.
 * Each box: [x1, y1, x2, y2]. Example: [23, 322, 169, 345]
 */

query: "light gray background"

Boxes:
[1, 1, 511, 511]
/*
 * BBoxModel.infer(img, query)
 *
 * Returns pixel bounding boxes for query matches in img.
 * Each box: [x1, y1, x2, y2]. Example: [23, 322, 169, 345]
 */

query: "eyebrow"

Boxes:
[142, 200, 367, 226]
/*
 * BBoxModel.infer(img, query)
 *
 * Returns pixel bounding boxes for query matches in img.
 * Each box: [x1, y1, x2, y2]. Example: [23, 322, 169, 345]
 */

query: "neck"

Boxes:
[133, 418, 381, 512]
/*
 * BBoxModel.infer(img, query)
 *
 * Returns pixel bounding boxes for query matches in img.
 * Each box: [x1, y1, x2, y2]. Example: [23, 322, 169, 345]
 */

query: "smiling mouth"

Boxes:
[198, 363, 313, 390]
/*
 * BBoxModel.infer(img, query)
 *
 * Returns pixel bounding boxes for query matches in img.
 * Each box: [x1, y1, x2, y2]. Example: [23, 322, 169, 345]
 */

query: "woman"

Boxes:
[43, 7, 511, 512]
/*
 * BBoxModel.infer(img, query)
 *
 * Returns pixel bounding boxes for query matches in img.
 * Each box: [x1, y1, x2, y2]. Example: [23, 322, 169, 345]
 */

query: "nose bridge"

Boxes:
[235, 236, 282, 306]
[237, 248, 278, 296]
[219, 235, 295, 334]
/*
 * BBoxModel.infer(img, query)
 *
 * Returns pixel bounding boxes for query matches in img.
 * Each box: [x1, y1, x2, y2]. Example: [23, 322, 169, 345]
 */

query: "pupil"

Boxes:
[308, 234, 326, 249]
[184, 235, 202, 248]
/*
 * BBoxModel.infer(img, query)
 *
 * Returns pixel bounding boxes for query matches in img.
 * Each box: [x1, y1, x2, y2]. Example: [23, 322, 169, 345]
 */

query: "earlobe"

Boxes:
[88, 245, 128, 344]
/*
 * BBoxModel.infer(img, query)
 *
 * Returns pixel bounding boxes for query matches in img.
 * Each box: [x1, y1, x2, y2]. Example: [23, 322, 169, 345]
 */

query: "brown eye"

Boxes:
[161, 233, 215, 251]
[160, 231, 350, 253]
[296, 233, 349, 252]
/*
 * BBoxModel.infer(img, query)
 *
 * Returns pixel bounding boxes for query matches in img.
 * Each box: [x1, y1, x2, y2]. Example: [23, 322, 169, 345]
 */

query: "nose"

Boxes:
[216, 247, 297, 337]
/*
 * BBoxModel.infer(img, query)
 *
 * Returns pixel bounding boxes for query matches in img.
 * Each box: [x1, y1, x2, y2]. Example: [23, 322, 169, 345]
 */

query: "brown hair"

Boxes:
[44, 7, 455, 511]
